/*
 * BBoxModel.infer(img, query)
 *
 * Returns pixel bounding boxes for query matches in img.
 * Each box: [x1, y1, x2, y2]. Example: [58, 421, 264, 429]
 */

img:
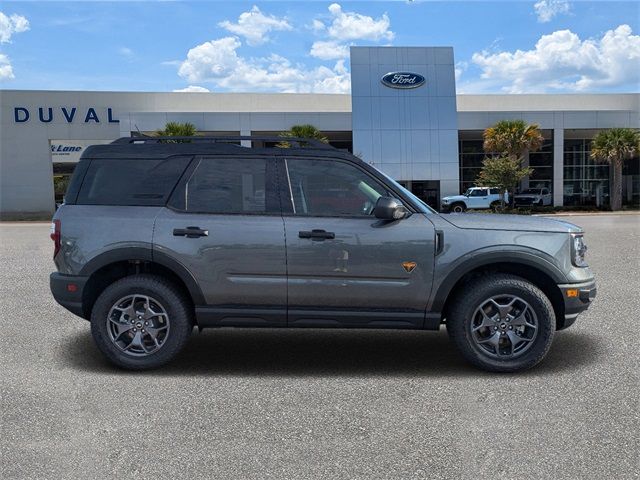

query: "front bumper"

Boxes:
[557, 279, 597, 330]
[50, 272, 88, 319]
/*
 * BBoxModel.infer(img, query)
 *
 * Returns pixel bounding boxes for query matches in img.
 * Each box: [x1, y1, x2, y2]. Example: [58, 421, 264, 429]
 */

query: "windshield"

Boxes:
[466, 189, 487, 197]
[521, 189, 541, 194]
[373, 168, 436, 214]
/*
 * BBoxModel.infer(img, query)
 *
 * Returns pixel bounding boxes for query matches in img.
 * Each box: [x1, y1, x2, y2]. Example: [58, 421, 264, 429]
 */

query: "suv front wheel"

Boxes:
[450, 202, 466, 213]
[90, 274, 193, 370]
[446, 274, 555, 372]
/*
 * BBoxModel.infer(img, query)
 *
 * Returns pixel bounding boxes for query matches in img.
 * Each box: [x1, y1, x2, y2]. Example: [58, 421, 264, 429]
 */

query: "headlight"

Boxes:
[442, 199, 449, 204]
[571, 233, 588, 267]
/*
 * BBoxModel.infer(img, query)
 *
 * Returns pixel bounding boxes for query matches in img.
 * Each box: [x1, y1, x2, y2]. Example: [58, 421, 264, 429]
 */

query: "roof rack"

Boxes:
[111, 135, 335, 150]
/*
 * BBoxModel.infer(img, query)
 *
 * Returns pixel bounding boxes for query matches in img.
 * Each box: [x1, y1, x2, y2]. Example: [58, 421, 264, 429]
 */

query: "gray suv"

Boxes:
[50, 136, 596, 372]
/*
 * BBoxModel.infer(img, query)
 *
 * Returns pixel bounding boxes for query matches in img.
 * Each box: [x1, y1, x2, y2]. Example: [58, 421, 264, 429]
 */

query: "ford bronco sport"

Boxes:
[50, 136, 596, 372]
[441, 187, 507, 213]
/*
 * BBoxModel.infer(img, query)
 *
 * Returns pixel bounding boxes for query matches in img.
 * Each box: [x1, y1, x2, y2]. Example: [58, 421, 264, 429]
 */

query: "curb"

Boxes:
[535, 212, 640, 217]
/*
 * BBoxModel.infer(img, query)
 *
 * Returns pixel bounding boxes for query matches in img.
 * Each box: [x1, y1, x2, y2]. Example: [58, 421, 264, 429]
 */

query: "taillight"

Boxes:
[50, 219, 61, 258]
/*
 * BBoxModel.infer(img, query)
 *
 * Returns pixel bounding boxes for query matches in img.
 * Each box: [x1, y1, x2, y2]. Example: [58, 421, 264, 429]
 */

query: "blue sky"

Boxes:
[1, 1, 638, 93]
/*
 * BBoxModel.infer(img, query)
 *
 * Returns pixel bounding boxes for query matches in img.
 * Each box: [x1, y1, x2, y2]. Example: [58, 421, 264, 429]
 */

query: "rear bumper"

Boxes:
[558, 279, 597, 330]
[50, 272, 88, 319]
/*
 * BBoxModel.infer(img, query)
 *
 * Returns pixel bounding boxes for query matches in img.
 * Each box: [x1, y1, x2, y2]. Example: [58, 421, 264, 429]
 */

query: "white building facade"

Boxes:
[1, 46, 638, 218]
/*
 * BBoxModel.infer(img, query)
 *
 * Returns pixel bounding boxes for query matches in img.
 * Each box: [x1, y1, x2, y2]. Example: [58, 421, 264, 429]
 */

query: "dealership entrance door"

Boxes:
[399, 180, 440, 210]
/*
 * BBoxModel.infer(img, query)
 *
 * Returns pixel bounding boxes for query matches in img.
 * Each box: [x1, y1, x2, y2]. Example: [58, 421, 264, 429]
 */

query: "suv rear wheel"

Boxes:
[446, 273, 555, 372]
[90, 274, 193, 370]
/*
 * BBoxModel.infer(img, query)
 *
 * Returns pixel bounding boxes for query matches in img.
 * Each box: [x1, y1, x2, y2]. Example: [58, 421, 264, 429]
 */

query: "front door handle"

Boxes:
[299, 229, 335, 241]
[173, 226, 209, 238]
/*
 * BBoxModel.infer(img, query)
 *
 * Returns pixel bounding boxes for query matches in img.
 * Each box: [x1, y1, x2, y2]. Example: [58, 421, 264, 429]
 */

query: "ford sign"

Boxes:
[381, 72, 425, 89]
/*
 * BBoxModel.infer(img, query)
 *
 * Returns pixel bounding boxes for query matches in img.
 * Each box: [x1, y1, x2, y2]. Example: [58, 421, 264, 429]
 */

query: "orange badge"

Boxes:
[402, 261, 417, 273]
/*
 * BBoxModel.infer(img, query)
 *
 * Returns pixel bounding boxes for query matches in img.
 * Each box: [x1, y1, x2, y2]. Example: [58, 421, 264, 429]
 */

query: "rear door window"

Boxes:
[77, 156, 191, 206]
[169, 157, 280, 214]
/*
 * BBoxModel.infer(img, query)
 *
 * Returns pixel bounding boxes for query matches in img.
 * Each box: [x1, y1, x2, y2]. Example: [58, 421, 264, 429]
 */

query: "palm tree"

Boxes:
[155, 122, 197, 142]
[482, 120, 544, 207]
[590, 128, 640, 211]
[483, 120, 544, 161]
[277, 124, 329, 148]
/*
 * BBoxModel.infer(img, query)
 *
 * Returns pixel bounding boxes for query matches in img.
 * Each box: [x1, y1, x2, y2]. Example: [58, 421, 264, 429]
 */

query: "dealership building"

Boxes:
[1, 46, 638, 218]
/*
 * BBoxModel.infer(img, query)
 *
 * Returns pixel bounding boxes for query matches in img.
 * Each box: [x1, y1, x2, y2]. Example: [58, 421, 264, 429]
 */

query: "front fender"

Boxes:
[428, 246, 567, 313]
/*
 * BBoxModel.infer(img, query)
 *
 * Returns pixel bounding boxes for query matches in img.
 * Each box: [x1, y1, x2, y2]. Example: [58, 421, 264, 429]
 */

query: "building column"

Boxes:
[553, 128, 564, 207]
[240, 129, 251, 148]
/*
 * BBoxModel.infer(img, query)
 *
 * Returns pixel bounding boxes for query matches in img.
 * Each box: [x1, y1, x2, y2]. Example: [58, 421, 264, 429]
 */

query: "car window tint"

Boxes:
[182, 158, 269, 213]
[469, 189, 487, 197]
[286, 159, 389, 216]
[77, 157, 190, 206]
[490, 188, 499, 194]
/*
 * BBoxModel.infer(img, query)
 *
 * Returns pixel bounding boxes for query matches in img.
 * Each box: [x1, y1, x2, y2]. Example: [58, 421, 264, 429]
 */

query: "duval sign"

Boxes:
[381, 72, 425, 89]
[14, 106, 119, 124]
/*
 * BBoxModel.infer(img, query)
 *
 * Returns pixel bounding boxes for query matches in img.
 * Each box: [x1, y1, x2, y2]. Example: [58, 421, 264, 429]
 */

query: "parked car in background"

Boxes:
[514, 188, 552, 207]
[441, 187, 507, 213]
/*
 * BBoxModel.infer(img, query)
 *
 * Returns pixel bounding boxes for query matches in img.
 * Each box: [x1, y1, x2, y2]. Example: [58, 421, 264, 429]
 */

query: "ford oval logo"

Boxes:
[381, 72, 425, 89]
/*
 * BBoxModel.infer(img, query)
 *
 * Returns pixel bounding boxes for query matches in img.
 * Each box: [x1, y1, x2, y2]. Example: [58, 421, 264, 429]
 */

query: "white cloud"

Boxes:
[310, 40, 350, 60]
[219, 5, 291, 46]
[324, 3, 394, 42]
[471, 24, 640, 93]
[178, 37, 242, 82]
[310, 19, 325, 32]
[0, 53, 14, 80]
[178, 36, 350, 93]
[0, 12, 29, 43]
[534, 0, 570, 23]
[307, 4, 394, 63]
[173, 85, 210, 93]
[118, 47, 134, 57]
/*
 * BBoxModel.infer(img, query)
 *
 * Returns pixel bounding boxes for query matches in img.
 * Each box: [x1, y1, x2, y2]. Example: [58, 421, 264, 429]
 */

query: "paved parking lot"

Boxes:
[1, 215, 638, 479]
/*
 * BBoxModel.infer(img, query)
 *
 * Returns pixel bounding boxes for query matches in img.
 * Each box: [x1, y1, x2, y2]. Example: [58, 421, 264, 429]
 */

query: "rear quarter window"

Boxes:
[77, 156, 191, 206]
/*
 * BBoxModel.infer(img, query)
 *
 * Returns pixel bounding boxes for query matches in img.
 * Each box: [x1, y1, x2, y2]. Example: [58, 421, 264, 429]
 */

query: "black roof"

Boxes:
[81, 135, 362, 163]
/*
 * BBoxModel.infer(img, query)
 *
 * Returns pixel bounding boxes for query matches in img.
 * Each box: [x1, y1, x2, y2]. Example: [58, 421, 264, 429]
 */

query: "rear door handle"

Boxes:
[173, 226, 209, 238]
[299, 229, 335, 241]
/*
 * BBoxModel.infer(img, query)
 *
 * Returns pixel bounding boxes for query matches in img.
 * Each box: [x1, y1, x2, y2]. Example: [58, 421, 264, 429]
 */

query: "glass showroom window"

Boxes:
[563, 138, 610, 207]
[528, 132, 553, 192]
[459, 130, 553, 195]
[458, 136, 485, 193]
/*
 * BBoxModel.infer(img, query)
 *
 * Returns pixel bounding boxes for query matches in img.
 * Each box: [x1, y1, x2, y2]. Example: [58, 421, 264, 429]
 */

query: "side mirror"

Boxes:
[374, 196, 410, 221]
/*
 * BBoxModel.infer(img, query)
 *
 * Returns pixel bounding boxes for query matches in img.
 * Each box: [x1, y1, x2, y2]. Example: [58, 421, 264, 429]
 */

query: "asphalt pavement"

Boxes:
[1, 215, 638, 479]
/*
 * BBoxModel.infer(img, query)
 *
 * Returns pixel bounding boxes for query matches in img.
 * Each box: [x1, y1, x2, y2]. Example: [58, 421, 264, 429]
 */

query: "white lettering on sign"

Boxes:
[49, 139, 112, 163]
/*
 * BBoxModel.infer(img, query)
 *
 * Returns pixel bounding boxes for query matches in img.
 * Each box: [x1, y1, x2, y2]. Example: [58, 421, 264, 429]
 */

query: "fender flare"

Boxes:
[428, 248, 567, 313]
[79, 246, 205, 305]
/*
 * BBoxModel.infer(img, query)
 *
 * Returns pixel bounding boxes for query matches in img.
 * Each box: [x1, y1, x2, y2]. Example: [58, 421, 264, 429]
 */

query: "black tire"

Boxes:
[446, 274, 555, 373]
[490, 200, 503, 212]
[451, 202, 466, 213]
[90, 274, 193, 370]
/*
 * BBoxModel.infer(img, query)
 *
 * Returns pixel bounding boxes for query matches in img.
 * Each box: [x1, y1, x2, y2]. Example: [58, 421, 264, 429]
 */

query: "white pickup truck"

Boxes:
[514, 188, 553, 206]
[441, 187, 508, 213]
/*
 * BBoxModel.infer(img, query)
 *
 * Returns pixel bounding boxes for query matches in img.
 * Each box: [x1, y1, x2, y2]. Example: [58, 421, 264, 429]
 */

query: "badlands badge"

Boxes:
[402, 261, 417, 273]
